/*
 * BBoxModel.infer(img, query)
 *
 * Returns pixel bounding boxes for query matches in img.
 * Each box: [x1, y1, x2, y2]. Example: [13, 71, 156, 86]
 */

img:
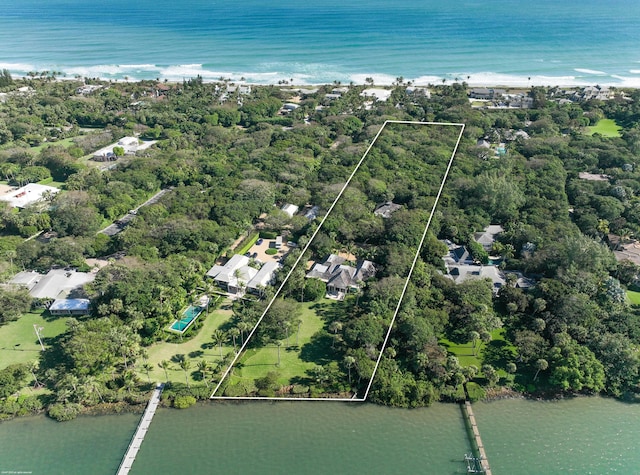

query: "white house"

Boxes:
[281, 203, 299, 217]
[0, 183, 59, 209]
[207, 255, 280, 296]
[246, 261, 279, 295]
[360, 88, 392, 102]
[206, 255, 255, 295]
[9, 269, 95, 299]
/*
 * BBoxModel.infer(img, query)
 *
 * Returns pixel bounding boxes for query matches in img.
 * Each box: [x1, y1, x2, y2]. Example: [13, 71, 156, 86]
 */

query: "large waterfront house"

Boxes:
[206, 255, 279, 296]
[306, 254, 376, 299]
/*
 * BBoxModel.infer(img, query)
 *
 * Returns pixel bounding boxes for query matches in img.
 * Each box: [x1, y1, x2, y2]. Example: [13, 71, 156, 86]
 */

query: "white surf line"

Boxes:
[211, 120, 464, 401]
[210, 121, 389, 399]
[361, 121, 465, 401]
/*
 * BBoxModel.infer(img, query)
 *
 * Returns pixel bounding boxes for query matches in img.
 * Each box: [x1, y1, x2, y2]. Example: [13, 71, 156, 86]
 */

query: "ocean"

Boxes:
[1, 0, 640, 86]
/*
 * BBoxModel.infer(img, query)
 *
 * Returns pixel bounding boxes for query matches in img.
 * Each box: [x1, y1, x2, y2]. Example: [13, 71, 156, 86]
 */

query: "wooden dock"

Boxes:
[462, 400, 492, 475]
[116, 383, 164, 475]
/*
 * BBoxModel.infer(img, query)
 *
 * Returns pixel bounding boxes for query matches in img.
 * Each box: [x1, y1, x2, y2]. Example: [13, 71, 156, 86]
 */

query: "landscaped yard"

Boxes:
[627, 290, 640, 305]
[587, 119, 622, 137]
[226, 299, 336, 389]
[142, 301, 235, 385]
[440, 328, 516, 376]
[0, 310, 69, 370]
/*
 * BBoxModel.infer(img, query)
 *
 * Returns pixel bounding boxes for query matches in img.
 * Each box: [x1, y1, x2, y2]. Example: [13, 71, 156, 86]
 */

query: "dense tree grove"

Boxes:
[1, 76, 640, 419]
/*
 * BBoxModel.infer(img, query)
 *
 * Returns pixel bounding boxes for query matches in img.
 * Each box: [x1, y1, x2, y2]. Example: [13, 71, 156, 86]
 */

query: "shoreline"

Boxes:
[11, 75, 640, 92]
[8, 71, 640, 90]
[0, 388, 632, 424]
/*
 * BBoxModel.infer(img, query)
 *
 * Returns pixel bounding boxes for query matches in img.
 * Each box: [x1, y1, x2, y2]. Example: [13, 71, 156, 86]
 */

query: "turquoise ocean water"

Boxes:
[1, 0, 640, 86]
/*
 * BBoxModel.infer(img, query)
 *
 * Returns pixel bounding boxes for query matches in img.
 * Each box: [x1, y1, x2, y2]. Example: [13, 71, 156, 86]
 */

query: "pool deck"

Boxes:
[116, 382, 164, 475]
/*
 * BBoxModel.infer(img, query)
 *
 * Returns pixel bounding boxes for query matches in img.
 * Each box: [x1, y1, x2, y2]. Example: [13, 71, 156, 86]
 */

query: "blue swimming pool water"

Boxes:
[170, 305, 204, 332]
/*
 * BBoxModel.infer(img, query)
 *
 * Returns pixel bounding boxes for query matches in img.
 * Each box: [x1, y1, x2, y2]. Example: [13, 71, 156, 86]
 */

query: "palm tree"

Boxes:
[82, 375, 104, 404]
[179, 359, 192, 388]
[479, 330, 492, 355]
[123, 371, 137, 394]
[282, 321, 291, 348]
[197, 360, 210, 388]
[27, 361, 41, 388]
[469, 331, 480, 356]
[229, 327, 240, 353]
[276, 340, 282, 367]
[237, 321, 250, 345]
[344, 356, 356, 384]
[212, 330, 226, 359]
[142, 363, 154, 383]
[56, 387, 73, 404]
[329, 321, 343, 349]
[159, 360, 170, 382]
[534, 358, 548, 381]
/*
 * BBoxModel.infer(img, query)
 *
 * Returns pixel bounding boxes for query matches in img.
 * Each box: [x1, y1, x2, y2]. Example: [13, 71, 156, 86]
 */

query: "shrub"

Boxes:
[291, 384, 309, 395]
[257, 388, 275, 397]
[17, 395, 43, 414]
[303, 279, 326, 301]
[224, 383, 249, 397]
[19, 225, 38, 238]
[265, 248, 278, 255]
[48, 402, 81, 421]
[173, 395, 196, 409]
[187, 386, 211, 400]
[0, 398, 20, 416]
[260, 231, 278, 239]
[235, 232, 259, 255]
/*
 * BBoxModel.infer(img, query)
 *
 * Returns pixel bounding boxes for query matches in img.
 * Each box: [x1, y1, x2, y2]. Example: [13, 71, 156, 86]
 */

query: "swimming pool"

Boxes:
[170, 305, 204, 333]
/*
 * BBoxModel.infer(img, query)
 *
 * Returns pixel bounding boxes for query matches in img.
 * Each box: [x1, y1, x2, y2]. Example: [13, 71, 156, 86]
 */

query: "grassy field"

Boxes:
[227, 299, 335, 388]
[142, 301, 235, 385]
[587, 119, 622, 137]
[627, 290, 640, 305]
[29, 136, 78, 153]
[0, 310, 69, 370]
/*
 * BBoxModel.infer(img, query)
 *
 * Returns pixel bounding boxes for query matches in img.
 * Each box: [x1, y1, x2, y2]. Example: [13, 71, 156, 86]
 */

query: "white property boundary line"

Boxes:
[211, 120, 464, 402]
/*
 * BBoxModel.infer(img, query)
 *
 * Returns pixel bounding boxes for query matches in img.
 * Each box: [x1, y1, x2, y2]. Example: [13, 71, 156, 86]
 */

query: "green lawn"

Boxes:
[440, 328, 515, 375]
[587, 119, 622, 137]
[142, 301, 235, 385]
[0, 310, 69, 370]
[29, 136, 77, 153]
[627, 290, 640, 305]
[440, 337, 481, 368]
[227, 299, 335, 388]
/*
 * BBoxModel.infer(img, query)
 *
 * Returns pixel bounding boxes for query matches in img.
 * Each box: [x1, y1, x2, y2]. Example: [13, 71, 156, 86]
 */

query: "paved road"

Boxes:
[99, 188, 172, 236]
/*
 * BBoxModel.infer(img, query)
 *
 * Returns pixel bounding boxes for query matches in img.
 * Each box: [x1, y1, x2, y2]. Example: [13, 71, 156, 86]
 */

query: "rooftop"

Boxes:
[0, 183, 59, 209]
[49, 298, 91, 312]
[9, 269, 95, 299]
